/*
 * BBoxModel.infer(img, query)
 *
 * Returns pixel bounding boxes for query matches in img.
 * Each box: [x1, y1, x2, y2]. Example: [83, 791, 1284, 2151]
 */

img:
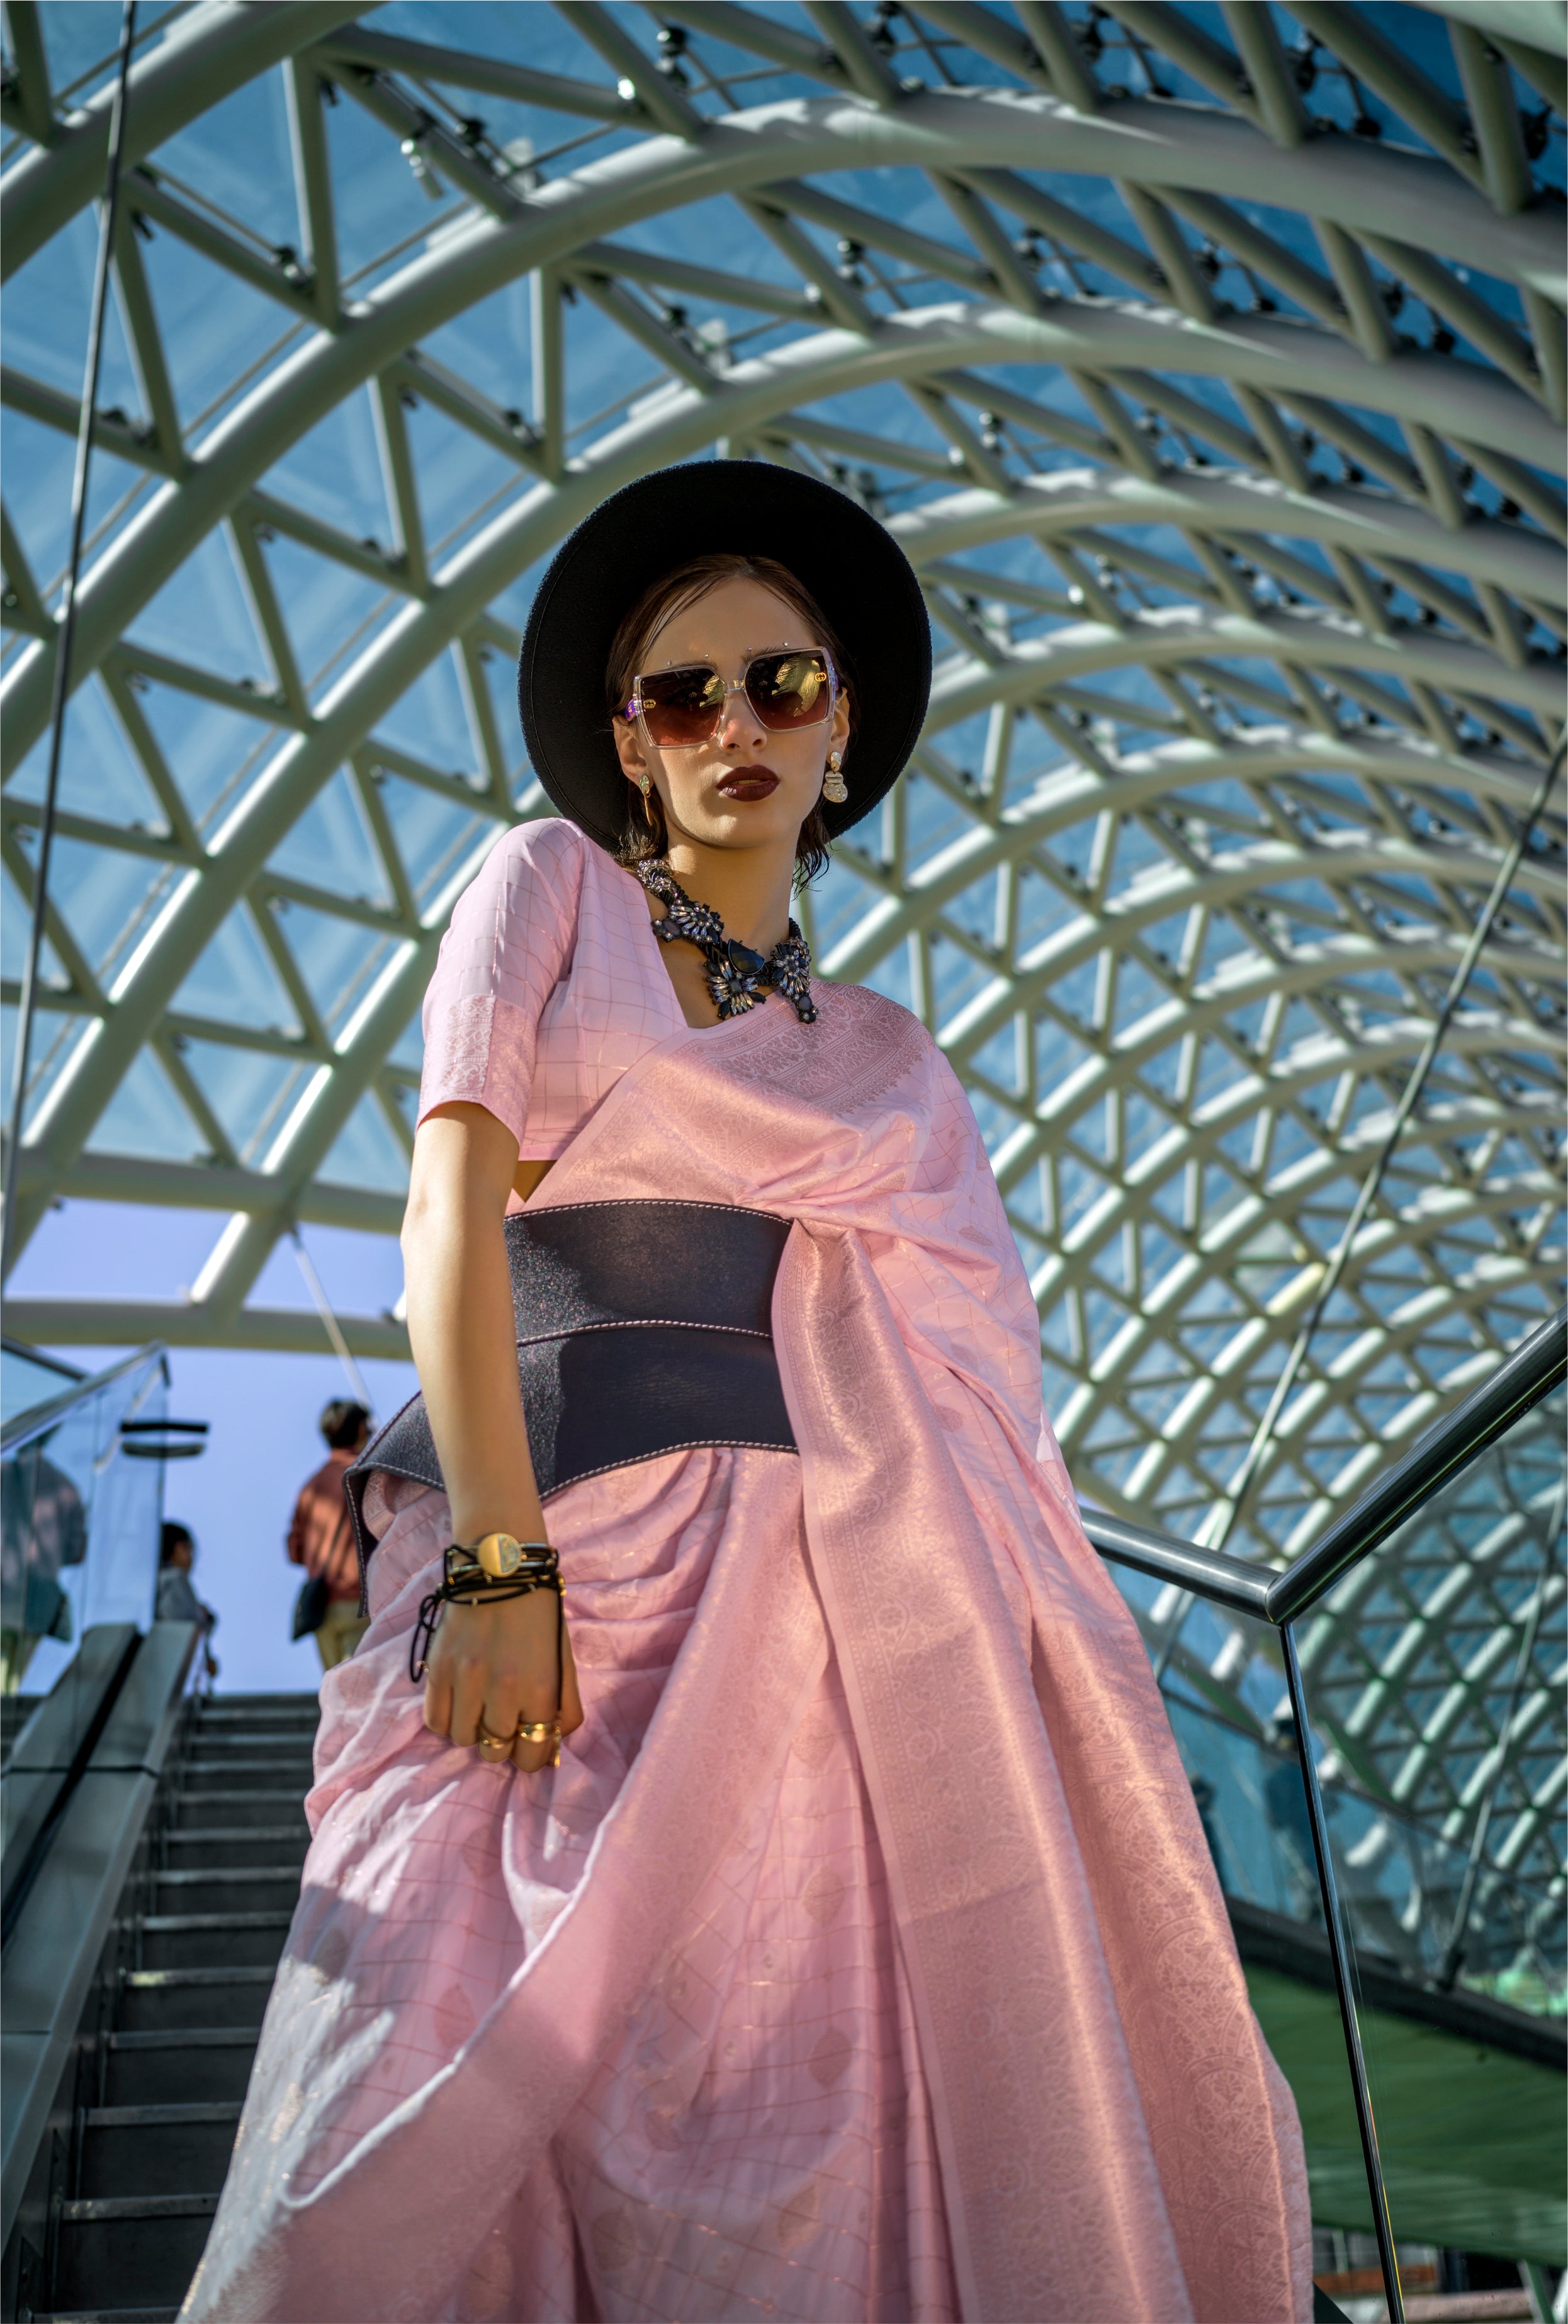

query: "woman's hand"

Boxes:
[422, 1584, 585, 1772]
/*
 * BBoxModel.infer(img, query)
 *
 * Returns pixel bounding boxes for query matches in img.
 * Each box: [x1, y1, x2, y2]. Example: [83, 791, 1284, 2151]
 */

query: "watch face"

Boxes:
[477, 1534, 522, 1579]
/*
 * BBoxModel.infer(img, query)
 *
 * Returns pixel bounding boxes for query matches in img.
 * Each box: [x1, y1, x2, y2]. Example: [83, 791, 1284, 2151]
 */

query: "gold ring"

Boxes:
[514, 1718, 561, 1745]
[475, 1718, 515, 1763]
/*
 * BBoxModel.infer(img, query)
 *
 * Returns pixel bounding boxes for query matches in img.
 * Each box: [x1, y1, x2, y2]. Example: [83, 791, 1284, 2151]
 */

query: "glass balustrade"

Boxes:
[1154, 1692, 1563, 2021]
[0, 1347, 170, 1696]
[1090, 1310, 1567, 2323]
[1292, 1380, 1566, 2284]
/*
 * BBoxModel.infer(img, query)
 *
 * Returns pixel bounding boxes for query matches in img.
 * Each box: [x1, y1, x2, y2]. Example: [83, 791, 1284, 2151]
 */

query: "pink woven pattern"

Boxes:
[418, 820, 683, 1167]
[187, 854, 1311, 2324]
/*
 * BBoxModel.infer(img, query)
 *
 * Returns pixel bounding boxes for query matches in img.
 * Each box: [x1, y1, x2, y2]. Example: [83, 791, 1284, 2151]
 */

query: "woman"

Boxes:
[187, 464, 1310, 2324]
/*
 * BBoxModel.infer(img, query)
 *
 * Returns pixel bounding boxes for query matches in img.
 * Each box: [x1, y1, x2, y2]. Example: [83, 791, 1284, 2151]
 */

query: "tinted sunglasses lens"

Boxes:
[638, 665, 725, 745]
[745, 651, 832, 730]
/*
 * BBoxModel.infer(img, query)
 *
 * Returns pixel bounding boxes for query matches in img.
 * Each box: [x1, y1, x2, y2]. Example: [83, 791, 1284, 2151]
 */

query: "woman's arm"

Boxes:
[401, 1101, 582, 1772]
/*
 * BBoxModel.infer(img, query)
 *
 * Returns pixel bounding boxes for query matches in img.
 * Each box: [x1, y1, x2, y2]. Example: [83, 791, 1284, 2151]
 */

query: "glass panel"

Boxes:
[0, 1341, 83, 1428]
[1106, 1568, 1379, 2299]
[1292, 1382, 1566, 2286]
[0, 1350, 168, 1695]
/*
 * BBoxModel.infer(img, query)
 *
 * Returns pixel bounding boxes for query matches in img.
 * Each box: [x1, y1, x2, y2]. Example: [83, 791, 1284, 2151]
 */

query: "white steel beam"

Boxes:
[1, 1, 371, 280]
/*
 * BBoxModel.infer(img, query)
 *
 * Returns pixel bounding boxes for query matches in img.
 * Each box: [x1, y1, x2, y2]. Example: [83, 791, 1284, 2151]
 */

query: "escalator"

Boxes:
[29, 1692, 317, 2322]
[6, 1690, 315, 2321]
[1, 1345, 317, 2323]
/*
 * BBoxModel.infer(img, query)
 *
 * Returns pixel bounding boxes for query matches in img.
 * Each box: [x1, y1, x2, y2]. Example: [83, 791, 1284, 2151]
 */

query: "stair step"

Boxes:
[79, 2106, 241, 2201]
[132, 1908, 292, 1972]
[64, 2196, 220, 2223]
[152, 1866, 304, 1912]
[195, 1706, 318, 1723]
[119, 1966, 277, 2032]
[52, 2199, 217, 2310]
[180, 1757, 314, 1789]
[172, 1789, 310, 1830]
[195, 1701, 318, 1720]
[104, 2028, 258, 2107]
[108, 2028, 261, 2051]
[164, 1823, 309, 1862]
[30, 2310, 179, 2323]
[87, 2102, 244, 2127]
[155, 1863, 304, 1884]
[138, 1910, 294, 1932]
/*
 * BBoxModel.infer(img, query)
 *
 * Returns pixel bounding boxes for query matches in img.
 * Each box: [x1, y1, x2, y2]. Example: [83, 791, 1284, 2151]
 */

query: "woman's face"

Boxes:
[612, 577, 850, 857]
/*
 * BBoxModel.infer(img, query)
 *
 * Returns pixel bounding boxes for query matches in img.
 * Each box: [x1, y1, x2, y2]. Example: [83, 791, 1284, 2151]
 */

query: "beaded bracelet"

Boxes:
[409, 1544, 563, 1686]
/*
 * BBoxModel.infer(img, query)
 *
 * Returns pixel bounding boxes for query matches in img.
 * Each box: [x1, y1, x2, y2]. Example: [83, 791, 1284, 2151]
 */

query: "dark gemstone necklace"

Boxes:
[636, 859, 817, 1024]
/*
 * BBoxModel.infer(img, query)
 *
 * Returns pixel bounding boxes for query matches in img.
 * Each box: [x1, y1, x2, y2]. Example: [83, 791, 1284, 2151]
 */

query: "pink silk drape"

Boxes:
[184, 981, 1310, 2324]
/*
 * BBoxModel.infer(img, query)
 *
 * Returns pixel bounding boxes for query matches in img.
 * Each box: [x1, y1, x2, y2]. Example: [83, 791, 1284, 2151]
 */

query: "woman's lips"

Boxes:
[716, 769, 780, 801]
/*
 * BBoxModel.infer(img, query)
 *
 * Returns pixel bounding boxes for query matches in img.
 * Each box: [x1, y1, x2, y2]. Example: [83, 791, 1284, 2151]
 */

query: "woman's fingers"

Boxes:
[426, 1589, 569, 1764]
[558, 1619, 585, 1736]
[422, 1670, 454, 1737]
[510, 1598, 580, 1770]
[511, 1616, 564, 1772]
[447, 1649, 490, 1748]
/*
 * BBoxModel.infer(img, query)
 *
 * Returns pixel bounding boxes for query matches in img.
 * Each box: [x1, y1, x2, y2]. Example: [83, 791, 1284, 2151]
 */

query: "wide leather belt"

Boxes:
[346, 1199, 798, 1577]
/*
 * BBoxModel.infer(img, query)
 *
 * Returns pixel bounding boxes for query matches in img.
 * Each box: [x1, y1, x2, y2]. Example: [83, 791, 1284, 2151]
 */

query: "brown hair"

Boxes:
[604, 552, 855, 888]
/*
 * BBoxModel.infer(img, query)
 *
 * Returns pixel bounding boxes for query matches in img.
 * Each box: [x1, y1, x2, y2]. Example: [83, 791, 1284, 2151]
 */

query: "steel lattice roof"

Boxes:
[1, 1, 1564, 1876]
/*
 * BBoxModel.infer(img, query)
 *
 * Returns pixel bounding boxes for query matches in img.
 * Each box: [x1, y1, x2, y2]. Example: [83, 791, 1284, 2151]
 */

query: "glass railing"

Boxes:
[1163, 1692, 1563, 2022]
[1083, 1305, 1568, 2324]
[1293, 1375, 1565, 2289]
[0, 1347, 171, 1698]
[0, 1339, 85, 1432]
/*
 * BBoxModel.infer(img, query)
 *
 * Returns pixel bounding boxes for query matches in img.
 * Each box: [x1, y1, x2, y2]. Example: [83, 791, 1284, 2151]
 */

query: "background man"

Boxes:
[287, 1400, 371, 1669]
[157, 1520, 220, 1682]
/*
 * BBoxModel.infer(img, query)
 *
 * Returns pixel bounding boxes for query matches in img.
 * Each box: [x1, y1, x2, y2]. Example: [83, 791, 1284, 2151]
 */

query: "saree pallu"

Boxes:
[184, 983, 1311, 2324]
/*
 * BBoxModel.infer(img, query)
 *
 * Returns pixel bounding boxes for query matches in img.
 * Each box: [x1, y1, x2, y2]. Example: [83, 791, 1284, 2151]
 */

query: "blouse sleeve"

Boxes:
[415, 817, 586, 1150]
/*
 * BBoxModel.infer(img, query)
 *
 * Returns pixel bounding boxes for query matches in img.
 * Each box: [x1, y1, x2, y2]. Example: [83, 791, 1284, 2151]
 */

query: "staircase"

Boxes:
[23, 1691, 317, 2324]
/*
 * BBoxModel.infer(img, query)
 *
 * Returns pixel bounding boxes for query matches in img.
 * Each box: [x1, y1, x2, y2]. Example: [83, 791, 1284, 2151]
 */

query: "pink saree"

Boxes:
[185, 981, 1310, 2324]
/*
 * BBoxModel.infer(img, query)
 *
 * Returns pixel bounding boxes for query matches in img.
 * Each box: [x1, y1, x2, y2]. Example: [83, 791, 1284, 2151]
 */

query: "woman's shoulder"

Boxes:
[815, 978, 937, 1051]
[480, 813, 591, 881]
[811, 978, 944, 1080]
[457, 815, 600, 933]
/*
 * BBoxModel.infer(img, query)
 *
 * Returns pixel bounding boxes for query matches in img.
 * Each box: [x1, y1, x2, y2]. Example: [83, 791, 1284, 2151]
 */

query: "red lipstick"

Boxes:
[716, 768, 780, 802]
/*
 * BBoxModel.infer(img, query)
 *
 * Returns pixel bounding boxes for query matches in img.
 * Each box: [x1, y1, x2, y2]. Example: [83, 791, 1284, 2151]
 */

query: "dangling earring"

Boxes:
[637, 772, 651, 800]
[823, 751, 848, 805]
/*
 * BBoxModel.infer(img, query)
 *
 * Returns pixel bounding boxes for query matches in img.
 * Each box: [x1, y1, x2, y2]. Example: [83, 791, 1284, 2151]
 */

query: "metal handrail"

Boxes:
[1266, 1303, 1567, 1624]
[1080, 1306, 1568, 2324]
[1076, 1510, 1271, 1619]
[1081, 1303, 1568, 1631]
[0, 1343, 169, 1457]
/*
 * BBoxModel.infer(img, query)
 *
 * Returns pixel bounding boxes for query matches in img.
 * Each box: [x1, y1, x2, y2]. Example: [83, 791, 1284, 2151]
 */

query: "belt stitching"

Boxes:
[512, 1199, 787, 1223]
[541, 1440, 799, 1496]
[516, 1318, 772, 1347]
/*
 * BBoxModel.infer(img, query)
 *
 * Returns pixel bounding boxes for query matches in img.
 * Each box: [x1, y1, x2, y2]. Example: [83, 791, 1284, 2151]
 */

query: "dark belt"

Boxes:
[345, 1199, 798, 1584]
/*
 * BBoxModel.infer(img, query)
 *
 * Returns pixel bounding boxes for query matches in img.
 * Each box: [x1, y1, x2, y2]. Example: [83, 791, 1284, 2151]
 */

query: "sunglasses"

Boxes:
[622, 648, 837, 750]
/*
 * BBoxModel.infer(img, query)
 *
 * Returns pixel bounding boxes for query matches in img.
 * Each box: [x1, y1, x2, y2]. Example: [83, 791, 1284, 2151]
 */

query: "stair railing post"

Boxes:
[1280, 1619, 1404, 2324]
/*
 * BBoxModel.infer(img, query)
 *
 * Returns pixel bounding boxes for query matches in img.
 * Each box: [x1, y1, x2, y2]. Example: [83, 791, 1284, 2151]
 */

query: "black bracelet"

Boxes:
[443, 1543, 558, 1592]
[409, 1549, 563, 1686]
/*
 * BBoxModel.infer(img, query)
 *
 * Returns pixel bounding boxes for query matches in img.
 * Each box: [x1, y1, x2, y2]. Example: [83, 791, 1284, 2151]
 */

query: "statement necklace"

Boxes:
[636, 859, 817, 1024]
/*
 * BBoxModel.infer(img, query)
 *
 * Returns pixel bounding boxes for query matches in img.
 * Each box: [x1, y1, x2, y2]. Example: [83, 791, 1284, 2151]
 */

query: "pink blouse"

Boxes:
[417, 819, 689, 1198]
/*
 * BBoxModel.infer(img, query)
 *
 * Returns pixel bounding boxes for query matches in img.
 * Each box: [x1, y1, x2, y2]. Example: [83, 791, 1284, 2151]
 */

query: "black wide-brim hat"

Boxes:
[517, 461, 931, 852]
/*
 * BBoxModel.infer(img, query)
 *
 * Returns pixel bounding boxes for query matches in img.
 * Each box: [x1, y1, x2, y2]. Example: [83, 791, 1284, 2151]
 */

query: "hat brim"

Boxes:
[517, 461, 932, 853]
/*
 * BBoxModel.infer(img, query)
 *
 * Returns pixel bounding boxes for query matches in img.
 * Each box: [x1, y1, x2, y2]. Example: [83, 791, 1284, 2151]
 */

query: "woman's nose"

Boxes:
[717, 687, 766, 749]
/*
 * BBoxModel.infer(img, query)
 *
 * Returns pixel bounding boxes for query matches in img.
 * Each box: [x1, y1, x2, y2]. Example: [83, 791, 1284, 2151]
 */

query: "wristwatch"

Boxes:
[468, 1531, 529, 1579]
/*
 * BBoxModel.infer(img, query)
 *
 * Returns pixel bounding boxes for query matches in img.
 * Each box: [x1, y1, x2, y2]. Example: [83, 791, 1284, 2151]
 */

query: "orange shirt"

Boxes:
[286, 1448, 361, 1602]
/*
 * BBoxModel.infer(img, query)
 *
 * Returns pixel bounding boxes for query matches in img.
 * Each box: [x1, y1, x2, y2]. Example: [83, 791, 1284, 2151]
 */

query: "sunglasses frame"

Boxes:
[621, 647, 839, 750]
